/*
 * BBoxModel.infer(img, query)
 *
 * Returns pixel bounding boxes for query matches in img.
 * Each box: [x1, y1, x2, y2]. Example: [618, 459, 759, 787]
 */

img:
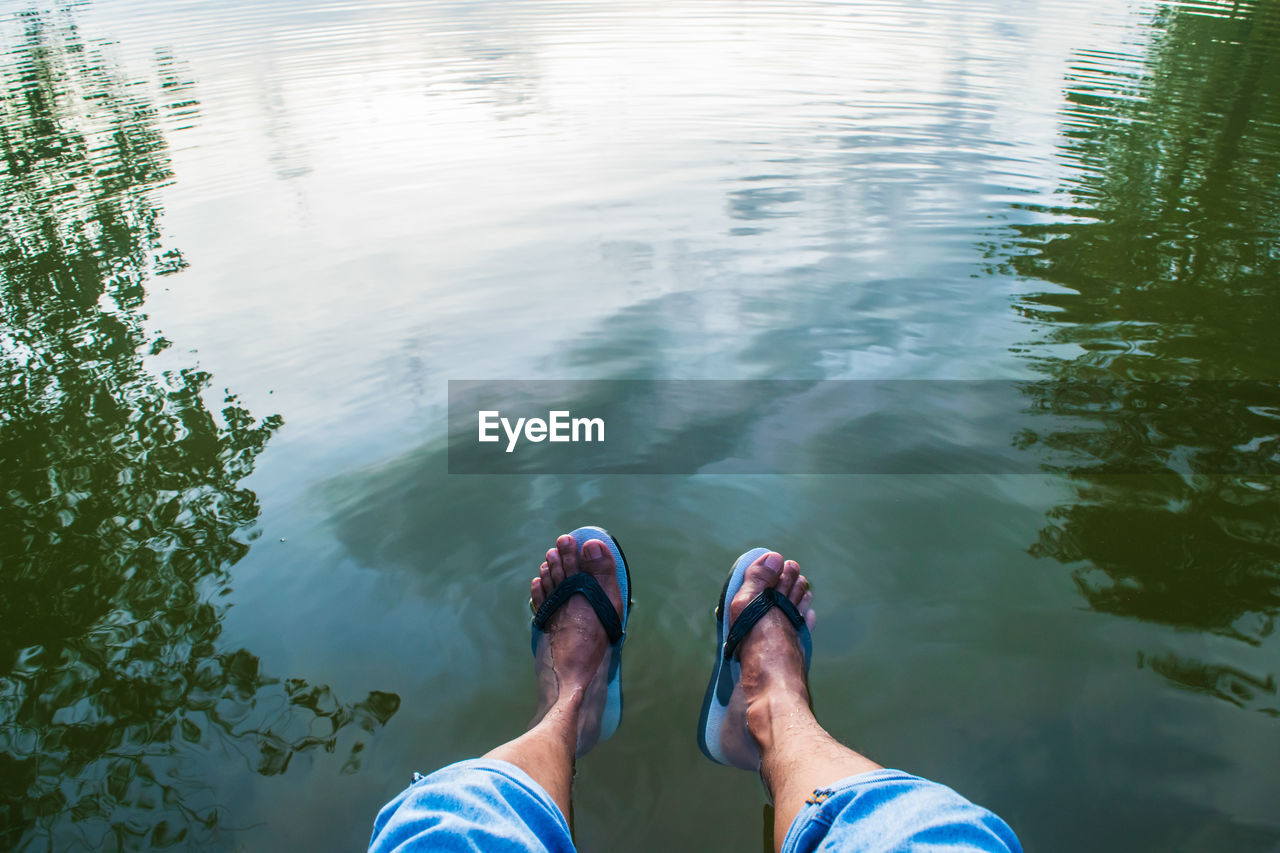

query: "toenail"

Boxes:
[764, 552, 783, 571]
[583, 540, 603, 559]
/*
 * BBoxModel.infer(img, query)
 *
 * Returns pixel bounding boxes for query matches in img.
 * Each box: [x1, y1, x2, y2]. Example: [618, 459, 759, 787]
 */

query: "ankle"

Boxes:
[745, 687, 813, 752]
[552, 682, 589, 716]
[534, 674, 587, 718]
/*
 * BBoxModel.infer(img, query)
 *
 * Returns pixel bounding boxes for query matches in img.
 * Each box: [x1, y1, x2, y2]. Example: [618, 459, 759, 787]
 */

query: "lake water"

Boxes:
[3, 0, 1279, 850]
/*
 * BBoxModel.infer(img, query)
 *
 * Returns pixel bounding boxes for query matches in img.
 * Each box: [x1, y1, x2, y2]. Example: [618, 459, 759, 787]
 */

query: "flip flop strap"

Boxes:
[532, 573, 624, 644]
[723, 587, 804, 660]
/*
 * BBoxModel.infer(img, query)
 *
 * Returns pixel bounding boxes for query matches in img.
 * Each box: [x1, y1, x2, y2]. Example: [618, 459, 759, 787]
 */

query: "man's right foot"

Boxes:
[726, 551, 817, 749]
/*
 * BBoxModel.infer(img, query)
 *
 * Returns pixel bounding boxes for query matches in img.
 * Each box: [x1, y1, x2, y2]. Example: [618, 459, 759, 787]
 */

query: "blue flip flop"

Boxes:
[697, 547, 812, 770]
[530, 526, 631, 755]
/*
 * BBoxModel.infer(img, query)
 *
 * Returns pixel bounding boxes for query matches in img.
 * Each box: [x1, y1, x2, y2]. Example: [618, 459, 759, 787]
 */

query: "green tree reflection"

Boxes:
[1010, 0, 1280, 712]
[0, 9, 397, 849]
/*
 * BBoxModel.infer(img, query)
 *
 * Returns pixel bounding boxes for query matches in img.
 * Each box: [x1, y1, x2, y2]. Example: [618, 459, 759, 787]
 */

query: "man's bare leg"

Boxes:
[484, 534, 623, 823]
[729, 551, 883, 851]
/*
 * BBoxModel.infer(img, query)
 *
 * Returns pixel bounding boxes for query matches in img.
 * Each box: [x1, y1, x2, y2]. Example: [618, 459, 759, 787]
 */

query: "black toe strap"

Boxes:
[533, 573, 624, 644]
[722, 587, 804, 660]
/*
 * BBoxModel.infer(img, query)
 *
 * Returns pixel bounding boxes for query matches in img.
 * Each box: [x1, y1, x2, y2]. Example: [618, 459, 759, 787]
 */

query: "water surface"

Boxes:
[2, 0, 1279, 850]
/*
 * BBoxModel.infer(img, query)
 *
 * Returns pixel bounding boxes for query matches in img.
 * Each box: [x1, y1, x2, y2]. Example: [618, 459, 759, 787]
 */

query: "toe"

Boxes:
[531, 577, 546, 609]
[579, 538, 616, 582]
[777, 560, 800, 599]
[797, 586, 816, 630]
[556, 534, 580, 577]
[546, 548, 564, 586]
[730, 550, 784, 623]
[580, 538, 623, 618]
[788, 571, 807, 607]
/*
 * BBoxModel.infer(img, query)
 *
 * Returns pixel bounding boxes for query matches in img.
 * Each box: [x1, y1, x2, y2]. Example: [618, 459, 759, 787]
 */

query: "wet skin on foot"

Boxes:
[528, 534, 625, 723]
[727, 551, 817, 745]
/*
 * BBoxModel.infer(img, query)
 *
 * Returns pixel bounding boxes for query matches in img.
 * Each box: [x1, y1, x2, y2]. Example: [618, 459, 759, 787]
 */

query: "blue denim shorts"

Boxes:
[778, 768, 1022, 852]
[369, 760, 1021, 853]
